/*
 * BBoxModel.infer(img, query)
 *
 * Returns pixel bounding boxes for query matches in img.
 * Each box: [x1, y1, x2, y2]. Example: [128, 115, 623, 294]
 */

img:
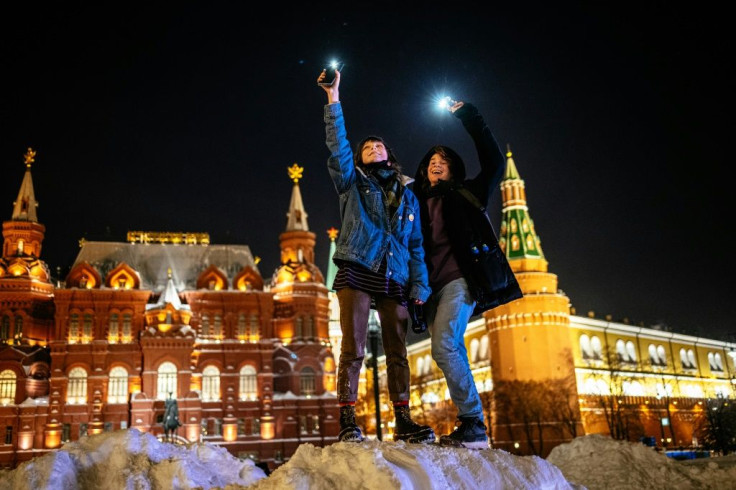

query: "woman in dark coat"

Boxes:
[412, 99, 522, 449]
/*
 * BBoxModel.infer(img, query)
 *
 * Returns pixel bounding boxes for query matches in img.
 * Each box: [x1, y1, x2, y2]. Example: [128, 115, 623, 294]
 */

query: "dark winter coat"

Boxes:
[413, 103, 522, 315]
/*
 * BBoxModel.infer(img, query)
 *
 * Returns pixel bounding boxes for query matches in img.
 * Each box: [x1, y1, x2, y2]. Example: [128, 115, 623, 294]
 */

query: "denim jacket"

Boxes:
[323, 102, 430, 302]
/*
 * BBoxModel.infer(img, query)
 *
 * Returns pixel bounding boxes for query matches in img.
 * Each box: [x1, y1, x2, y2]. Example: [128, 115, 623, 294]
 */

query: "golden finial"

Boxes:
[288, 163, 304, 183]
[24, 148, 36, 168]
[254, 256, 261, 265]
[167, 267, 172, 279]
[327, 227, 339, 241]
[506, 144, 512, 158]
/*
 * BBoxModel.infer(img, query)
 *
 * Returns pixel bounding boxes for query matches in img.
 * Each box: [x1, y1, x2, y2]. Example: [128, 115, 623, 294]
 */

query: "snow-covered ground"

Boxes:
[1, 429, 734, 489]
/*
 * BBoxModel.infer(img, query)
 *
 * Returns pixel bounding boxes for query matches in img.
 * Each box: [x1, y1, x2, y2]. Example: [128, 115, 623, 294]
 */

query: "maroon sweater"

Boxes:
[426, 196, 464, 291]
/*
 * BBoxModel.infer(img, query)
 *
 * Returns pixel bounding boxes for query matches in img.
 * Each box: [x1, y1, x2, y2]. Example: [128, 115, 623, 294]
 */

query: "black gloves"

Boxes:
[408, 302, 427, 334]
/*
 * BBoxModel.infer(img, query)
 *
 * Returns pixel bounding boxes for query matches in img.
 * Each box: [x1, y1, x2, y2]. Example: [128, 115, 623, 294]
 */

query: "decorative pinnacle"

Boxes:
[167, 267, 172, 279]
[506, 144, 512, 158]
[24, 147, 36, 168]
[288, 163, 304, 183]
[327, 227, 339, 241]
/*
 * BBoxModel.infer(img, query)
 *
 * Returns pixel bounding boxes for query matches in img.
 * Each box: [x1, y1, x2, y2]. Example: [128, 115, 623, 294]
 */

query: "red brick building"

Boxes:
[0, 151, 338, 469]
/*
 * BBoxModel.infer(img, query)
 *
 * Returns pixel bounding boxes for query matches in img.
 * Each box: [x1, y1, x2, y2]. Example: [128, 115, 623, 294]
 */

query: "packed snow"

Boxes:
[1, 429, 735, 489]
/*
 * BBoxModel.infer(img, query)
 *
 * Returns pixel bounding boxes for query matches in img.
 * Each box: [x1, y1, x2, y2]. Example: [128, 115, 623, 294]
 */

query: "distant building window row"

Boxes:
[62, 361, 313, 405]
[67, 311, 134, 344]
[581, 335, 729, 374]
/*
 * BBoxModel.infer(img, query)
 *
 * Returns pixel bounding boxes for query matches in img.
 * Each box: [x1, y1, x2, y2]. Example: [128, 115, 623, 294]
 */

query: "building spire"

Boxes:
[498, 145, 547, 272]
[285, 163, 309, 231]
[12, 148, 40, 222]
[325, 227, 339, 291]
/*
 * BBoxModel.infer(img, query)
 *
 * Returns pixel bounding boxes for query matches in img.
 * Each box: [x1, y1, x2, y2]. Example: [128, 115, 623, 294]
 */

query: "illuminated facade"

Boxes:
[0, 153, 339, 469]
[362, 148, 735, 457]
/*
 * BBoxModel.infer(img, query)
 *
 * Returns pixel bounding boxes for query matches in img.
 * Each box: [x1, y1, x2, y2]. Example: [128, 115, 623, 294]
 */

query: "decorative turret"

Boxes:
[2, 148, 47, 262]
[325, 227, 339, 291]
[498, 145, 546, 273]
[273, 163, 324, 285]
[144, 268, 193, 335]
[0, 148, 54, 346]
[485, 145, 581, 456]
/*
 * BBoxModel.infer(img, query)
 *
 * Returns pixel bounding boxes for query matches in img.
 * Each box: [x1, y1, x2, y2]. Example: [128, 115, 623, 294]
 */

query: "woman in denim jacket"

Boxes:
[318, 68, 434, 444]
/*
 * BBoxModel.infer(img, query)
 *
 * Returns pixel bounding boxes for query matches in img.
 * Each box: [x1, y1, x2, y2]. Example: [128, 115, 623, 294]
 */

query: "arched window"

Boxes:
[648, 344, 666, 366]
[67, 367, 88, 404]
[300, 367, 315, 396]
[470, 338, 480, 364]
[213, 315, 223, 339]
[202, 366, 221, 401]
[157, 362, 178, 400]
[615, 339, 626, 362]
[712, 352, 724, 372]
[201, 314, 210, 338]
[590, 336, 602, 360]
[82, 313, 93, 342]
[623, 380, 645, 396]
[0, 369, 16, 401]
[687, 349, 697, 369]
[108, 366, 129, 404]
[239, 365, 257, 401]
[109, 313, 119, 343]
[13, 316, 22, 341]
[122, 313, 132, 342]
[626, 341, 637, 362]
[249, 314, 259, 341]
[680, 348, 690, 369]
[237, 314, 247, 340]
[304, 316, 314, 338]
[579, 335, 591, 359]
[68, 314, 80, 343]
[0, 316, 9, 342]
[423, 354, 432, 375]
[416, 356, 424, 376]
[479, 335, 490, 360]
[295, 316, 303, 338]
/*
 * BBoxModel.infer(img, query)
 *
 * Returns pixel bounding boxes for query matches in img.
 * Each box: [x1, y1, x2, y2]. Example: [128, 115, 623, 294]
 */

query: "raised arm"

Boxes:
[453, 102, 505, 204]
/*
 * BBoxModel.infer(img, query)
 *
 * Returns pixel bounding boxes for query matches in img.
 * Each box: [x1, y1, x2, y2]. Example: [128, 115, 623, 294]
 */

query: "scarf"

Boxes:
[364, 161, 401, 215]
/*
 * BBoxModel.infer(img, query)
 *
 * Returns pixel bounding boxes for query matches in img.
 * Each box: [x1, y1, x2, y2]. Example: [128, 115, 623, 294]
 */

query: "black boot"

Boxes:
[339, 405, 364, 442]
[393, 405, 435, 444]
[439, 416, 489, 450]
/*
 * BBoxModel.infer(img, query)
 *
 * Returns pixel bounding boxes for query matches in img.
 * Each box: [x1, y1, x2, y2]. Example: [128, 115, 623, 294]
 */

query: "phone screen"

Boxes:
[318, 64, 343, 86]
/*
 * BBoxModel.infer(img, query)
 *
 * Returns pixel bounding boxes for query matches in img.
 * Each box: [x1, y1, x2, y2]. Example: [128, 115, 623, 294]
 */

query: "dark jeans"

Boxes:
[336, 287, 410, 404]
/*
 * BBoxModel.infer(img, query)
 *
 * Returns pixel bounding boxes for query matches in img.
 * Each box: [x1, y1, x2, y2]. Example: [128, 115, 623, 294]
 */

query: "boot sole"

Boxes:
[438, 437, 489, 450]
[394, 428, 436, 444]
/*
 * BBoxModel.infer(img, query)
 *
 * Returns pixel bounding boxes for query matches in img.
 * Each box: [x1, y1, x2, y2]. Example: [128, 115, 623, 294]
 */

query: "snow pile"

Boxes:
[547, 433, 736, 489]
[245, 440, 576, 490]
[0, 429, 266, 490]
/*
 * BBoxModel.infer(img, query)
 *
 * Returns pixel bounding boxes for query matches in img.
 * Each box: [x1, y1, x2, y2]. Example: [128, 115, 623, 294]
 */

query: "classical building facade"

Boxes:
[0, 151, 338, 469]
[360, 148, 735, 457]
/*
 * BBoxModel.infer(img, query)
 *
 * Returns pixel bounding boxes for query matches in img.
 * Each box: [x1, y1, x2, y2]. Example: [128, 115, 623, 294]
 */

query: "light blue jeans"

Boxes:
[426, 277, 484, 421]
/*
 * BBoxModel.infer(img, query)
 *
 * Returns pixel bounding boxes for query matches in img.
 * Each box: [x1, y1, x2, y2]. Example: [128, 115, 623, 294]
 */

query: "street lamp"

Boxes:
[367, 309, 382, 441]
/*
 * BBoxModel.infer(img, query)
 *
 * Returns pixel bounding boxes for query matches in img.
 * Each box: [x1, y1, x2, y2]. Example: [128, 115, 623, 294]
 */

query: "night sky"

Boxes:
[2, 5, 733, 340]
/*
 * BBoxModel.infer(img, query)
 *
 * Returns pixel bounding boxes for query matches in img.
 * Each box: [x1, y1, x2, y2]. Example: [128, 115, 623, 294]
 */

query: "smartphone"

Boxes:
[318, 63, 343, 86]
